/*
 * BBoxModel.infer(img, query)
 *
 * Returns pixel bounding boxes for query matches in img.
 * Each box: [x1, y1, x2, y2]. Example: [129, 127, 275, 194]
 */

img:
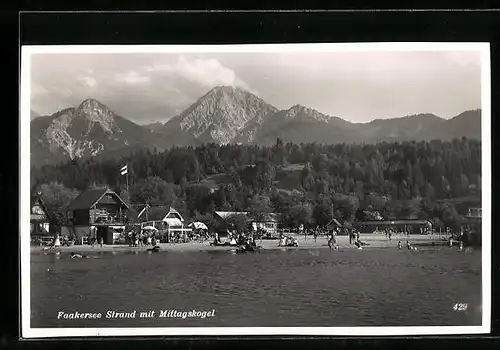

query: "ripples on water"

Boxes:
[31, 247, 482, 328]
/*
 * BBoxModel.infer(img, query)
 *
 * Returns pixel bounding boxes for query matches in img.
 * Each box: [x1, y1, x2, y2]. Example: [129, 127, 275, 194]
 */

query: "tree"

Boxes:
[130, 176, 178, 206]
[313, 202, 333, 227]
[225, 214, 250, 234]
[247, 195, 272, 222]
[37, 182, 79, 214]
[185, 184, 213, 215]
[37, 182, 80, 233]
[285, 203, 313, 229]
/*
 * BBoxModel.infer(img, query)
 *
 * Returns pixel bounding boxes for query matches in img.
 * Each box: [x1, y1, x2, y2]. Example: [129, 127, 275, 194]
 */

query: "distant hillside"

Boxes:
[142, 121, 165, 131]
[30, 86, 482, 167]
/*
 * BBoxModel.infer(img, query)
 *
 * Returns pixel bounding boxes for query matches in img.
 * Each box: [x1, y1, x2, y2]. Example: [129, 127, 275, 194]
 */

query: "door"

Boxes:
[105, 228, 113, 245]
[96, 227, 107, 244]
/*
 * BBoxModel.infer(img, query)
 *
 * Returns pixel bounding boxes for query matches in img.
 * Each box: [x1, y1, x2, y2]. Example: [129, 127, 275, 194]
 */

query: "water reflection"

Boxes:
[31, 247, 482, 328]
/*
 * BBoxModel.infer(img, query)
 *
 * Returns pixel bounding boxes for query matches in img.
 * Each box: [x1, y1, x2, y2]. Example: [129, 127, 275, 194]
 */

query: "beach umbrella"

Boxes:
[188, 222, 208, 230]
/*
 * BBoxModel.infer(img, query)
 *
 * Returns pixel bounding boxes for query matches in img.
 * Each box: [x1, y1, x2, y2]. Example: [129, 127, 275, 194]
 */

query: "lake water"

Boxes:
[30, 246, 482, 328]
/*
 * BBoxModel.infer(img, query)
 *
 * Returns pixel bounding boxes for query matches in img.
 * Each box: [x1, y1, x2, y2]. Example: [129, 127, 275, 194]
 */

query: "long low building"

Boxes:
[353, 220, 433, 233]
[214, 211, 280, 236]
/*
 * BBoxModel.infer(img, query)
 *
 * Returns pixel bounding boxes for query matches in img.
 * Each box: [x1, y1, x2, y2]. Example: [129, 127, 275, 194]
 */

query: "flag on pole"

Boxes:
[120, 165, 128, 175]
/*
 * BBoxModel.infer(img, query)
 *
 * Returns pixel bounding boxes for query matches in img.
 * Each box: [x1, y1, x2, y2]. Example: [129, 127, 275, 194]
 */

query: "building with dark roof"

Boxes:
[214, 211, 279, 236]
[459, 206, 482, 245]
[30, 194, 51, 236]
[353, 219, 433, 233]
[64, 188, 129, 244]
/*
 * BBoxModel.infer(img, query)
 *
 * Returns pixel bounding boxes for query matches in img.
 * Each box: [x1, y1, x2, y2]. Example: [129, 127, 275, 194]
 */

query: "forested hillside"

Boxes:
[32, 138, 482, 231]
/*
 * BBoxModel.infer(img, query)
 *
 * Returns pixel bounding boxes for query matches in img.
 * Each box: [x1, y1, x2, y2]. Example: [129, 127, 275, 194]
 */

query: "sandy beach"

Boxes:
[31, 233, 452, 254]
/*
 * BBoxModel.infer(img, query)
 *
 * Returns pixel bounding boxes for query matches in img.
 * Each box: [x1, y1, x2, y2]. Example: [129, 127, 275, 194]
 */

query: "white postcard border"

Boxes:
[20, 42, 491, 338]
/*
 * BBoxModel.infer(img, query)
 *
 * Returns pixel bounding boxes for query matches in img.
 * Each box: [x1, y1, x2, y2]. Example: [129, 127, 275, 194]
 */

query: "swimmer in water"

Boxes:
[406, 241, 411, 250]
[397, 241, 402, 249]
[459, 241, 464, 250]
[147, 246, 160, 253]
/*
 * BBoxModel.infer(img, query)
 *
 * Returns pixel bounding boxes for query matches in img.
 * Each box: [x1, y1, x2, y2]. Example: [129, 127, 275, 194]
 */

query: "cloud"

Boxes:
[29, 51, 480, 123]
[144, 56, 250, 89]
[114, 70, 151, 85]
[77, 75, 98, 89]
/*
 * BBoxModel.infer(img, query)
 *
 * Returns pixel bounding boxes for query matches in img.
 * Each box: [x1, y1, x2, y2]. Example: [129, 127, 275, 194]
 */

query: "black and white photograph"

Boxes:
[21, 43, 491, 337]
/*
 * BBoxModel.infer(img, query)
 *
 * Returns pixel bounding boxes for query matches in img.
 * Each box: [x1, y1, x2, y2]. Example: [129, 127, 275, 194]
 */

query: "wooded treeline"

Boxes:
[32, 138, 481, 231]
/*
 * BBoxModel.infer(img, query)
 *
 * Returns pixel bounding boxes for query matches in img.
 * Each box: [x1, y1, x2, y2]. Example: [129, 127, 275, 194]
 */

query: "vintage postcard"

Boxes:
[20, 43, 491, 338]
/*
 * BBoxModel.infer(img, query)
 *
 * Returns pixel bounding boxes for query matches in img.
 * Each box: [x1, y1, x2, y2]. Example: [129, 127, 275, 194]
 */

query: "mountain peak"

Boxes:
[284, 104, 330, 123]
[73, 98, 122, 135]
[77, 98, 108, 110]
[172, 85, 278, 144]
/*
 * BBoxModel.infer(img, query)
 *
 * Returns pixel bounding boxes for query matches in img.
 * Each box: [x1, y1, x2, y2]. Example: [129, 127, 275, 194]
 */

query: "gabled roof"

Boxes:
[327, 218, 342, 227]
[149, 206, 171, 221]
[66, 188, 129, 210]
[215, 211, 279, 222]
[162, 207, 185, 222]
[215, 211, 249, 219]
[30, 194, 50, 217]
[131, 205, 184, 222]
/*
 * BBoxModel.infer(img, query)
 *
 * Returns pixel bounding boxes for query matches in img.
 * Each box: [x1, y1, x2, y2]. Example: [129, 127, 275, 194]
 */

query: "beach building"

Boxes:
[130, 205, 192, 240]
[64, 188, 129, 244]
[30, 193, 51, 236]
[326, 218, 344, 232]
[459, 206, 482, 245]
[354, 219, 433, 234]
[214, 211, 280, 236]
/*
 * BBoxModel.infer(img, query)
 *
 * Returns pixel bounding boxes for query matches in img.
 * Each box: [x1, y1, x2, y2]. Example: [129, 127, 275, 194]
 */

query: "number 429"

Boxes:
[453, 303, 468, 311]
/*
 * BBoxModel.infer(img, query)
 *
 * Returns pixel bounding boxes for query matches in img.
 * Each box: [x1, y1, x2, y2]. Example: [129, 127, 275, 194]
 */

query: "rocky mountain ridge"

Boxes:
[30, 86, 482, 167]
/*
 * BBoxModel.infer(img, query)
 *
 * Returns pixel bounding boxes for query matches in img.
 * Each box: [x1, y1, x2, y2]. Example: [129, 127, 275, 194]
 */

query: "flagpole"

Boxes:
[126, 165, 129, 200]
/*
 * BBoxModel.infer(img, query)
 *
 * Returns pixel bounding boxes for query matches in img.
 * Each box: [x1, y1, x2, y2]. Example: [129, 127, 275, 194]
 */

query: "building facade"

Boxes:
[460, 206, 482, 245]
[64, 188, 129, 244]
[214, 211, 279, 236]
[131, 205, 192, 241]
[30, 194, 50, 236]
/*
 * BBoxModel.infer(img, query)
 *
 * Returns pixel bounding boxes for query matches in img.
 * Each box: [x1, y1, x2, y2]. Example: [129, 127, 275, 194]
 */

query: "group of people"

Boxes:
[279, 234, 298, 247]
[126, 230, 158, 248]
[212, 231, 238, 246]
[398, 240, 418, 251]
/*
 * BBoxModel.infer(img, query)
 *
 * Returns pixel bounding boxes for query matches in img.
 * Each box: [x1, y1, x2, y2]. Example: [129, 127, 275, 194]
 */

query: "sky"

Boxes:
[30, 50, 482, 124]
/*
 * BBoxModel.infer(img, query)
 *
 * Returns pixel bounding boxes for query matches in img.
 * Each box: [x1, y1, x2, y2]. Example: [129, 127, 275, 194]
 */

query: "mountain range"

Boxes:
[30, 86, 482, 167]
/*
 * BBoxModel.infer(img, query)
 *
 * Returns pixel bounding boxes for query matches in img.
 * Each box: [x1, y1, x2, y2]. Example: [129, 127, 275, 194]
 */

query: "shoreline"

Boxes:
[31, 233, 454, 254]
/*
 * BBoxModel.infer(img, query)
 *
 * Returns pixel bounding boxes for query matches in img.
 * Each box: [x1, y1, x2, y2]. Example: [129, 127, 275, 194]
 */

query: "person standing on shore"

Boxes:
[99, 236, 103, 248]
